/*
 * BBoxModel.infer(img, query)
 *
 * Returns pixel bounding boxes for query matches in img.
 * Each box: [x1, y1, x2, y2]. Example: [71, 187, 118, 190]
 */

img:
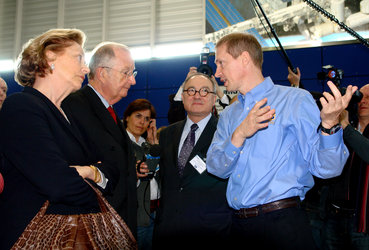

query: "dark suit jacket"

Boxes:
[327, 124, 369, 230]
[62, 85, 138, 236]
[153, 115, 232, 248]
[0, 87, 100, 249]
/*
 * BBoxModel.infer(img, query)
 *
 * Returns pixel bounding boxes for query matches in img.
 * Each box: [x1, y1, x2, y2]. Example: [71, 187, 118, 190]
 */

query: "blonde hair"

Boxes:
[15, 28, 86, 87]
[216, 32, 263, 70]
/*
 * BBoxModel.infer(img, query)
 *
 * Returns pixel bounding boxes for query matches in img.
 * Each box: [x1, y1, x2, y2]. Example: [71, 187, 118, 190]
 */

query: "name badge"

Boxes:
[190, 155, 206, 174]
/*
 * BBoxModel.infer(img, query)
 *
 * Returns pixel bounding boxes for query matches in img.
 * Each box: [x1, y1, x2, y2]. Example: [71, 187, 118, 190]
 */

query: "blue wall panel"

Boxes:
[263, 46, 323, 81]
[322, 44, 369, 79]
[132, 60, 148, 90]
[1, 42, 369, 129]
[147, 88, 178, 118]
[114, 89, 147, 119]
[147, 56, 199, 89]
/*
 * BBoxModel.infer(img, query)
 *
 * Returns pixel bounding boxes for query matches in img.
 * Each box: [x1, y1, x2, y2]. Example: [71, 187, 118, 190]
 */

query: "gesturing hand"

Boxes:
[320, 81, 358, 129]
[231, 98, 275, 147]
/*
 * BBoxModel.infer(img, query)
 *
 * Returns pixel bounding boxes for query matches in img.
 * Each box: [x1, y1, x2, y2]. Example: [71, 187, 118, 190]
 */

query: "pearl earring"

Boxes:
[51, 64, 55, 70]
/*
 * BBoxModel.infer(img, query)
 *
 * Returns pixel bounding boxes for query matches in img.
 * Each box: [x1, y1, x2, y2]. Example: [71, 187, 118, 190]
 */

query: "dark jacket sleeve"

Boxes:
[0, 93, 98, 207]
[343, 124, 369, 164]
[62, 93, 119, 195]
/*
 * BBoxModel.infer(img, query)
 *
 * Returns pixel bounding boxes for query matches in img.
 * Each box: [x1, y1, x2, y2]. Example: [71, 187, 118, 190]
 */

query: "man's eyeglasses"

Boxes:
[101, 66, 137, 79]
[183, 87, 215, 97]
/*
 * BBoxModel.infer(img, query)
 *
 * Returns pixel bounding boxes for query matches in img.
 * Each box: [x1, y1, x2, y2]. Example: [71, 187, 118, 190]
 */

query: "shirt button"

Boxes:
[234, 197, 237, 201]
[232, 151, 236, 154]
[344, 150, 347, 155]
[246, 107, 249, 110]
[237, 174, 240, 178]
[240, 150, 243, 154]
[225, 164, 228, 167]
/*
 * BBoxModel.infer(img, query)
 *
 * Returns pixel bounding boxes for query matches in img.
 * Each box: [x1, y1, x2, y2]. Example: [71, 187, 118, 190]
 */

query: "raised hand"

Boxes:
[231, 98, 275, 147]
[146, 118, 158, 144]
[320, 81, 358, 129]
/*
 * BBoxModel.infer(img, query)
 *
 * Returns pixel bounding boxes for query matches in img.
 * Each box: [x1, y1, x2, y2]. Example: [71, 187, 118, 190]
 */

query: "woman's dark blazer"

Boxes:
[0, 87, 99, 249]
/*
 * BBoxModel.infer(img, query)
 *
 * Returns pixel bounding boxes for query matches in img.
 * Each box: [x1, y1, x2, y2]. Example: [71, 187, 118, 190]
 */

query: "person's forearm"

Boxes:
[344, 125, 369, 164]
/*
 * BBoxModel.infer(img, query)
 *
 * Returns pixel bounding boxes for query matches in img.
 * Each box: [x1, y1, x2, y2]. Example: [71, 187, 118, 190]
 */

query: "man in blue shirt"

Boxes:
[206, 32, 358, 249]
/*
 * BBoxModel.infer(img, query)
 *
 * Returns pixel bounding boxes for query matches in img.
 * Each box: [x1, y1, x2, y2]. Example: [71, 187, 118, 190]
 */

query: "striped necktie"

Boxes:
[177, 123, 198, 176]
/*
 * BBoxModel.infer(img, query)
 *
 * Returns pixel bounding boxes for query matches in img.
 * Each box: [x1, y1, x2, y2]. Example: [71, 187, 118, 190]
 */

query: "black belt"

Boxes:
[234, 197, 300, 219]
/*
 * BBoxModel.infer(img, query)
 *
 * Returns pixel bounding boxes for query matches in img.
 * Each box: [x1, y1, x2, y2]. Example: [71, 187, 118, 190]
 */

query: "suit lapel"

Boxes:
[25, 87, 91, 154]
[81, 86, 124, 143]
[173, 120, 186, 166]
[192, 115, 217, 155]
[81, 87, 136, 170]
[182, 115, 217, 178]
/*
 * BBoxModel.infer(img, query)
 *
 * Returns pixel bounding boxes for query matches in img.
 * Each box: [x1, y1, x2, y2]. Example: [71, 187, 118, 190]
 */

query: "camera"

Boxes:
[314, 65, 363, 126]
[317, 65, 344, 86]
[316, 65, 362, 103]
[136, 142, 160, 180]
[197, 47, 213, 77]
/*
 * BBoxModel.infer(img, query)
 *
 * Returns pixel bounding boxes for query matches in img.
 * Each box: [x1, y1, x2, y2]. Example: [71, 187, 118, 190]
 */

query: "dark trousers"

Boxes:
[231, 207, 318, 250]
[323, 209, 369, 250]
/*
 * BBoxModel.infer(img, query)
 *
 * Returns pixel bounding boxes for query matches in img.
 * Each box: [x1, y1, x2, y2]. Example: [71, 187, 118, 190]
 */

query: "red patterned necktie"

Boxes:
[107, 106, 117, 124]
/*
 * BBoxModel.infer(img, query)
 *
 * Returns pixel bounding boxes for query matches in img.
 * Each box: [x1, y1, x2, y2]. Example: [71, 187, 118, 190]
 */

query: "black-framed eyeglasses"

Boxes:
[101, 66, 137, 78]
[183, 87, 216, 97]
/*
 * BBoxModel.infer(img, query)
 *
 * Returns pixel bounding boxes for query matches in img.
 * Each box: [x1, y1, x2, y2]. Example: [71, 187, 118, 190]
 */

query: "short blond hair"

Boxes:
[216, 32, 263, 70]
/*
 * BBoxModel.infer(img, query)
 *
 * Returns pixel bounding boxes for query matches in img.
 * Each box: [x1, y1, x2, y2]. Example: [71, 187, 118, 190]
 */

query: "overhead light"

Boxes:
[152, 41, 203, 59]
[1, 41, 205, 72]
[130, 46, 151, 60]
[0, 60, 15, 72]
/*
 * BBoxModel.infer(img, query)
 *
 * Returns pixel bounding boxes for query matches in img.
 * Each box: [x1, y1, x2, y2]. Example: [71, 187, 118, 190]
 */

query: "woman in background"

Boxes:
[0, 28, 105, 249]
[124, 98, 159, 250]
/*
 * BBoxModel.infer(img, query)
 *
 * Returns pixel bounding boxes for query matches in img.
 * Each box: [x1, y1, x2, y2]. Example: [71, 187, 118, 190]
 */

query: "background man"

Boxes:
[0, 77, 7, 110]
[207, 32, 357, 249]
[62, 42, 138, 236]
[154, 72, 232, 249]
[323, 84, 369, 249]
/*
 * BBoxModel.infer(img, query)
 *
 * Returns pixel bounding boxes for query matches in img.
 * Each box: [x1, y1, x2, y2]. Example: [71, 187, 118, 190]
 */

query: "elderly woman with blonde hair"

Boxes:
[0, 28, 108, 249]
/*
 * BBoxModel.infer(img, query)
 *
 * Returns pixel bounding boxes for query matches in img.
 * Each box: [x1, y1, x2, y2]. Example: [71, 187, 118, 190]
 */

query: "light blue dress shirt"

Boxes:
[206, 77, 349, 210]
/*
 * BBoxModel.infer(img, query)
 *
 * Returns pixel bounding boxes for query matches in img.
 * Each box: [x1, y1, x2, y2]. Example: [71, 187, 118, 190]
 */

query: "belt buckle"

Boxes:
[242, 207, 260, 218]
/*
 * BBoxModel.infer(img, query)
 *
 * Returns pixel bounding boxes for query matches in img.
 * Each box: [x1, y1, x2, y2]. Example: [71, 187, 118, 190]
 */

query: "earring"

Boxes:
[51, 64, 55, 70]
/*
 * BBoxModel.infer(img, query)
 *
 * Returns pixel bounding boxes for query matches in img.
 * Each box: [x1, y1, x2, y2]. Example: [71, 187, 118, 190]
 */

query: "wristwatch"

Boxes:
[318, 123, 342, 135]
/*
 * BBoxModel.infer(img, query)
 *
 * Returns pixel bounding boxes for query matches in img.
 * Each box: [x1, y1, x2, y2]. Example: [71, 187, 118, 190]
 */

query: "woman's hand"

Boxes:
[136, 160, 149, 179]
[146, 119, 158, 144]
[71, 161, 101, 183]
